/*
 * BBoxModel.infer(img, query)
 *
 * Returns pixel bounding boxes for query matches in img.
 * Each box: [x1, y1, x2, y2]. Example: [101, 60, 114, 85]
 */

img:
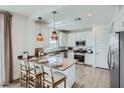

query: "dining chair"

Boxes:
[19, 60, 30, 88]
[28, 62, 45, 88]
[41, 66, 66, 88]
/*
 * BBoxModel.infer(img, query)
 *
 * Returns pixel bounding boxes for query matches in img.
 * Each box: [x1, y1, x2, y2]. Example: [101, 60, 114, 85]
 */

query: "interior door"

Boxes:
[95, 28, 110, 69]
[0, 16, 2, 85]
[0, 14, 4, 86]
[0, 28, 2, 85]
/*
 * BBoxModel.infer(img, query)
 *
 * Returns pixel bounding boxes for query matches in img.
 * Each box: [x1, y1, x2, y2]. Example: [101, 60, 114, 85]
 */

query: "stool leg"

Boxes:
[26, 74, 28, 88]
[64, 78, 66, 88]
[39, 77, 41, 87]
[20, 72, 22, 87]
[28, 75, 30, 88]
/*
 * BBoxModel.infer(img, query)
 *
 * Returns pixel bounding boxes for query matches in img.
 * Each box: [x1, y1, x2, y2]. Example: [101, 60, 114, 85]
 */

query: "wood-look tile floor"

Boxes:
[2, 64, 110, 88]
[73, 64, 110, 88]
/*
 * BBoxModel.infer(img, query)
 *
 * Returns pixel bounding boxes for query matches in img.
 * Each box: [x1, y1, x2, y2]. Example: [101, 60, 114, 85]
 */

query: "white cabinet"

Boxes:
[113, 6, 124, 32]
[85, 32, 94, 47]
[85, 54, 93, 65]
[119, 6, 124, 31]
[53, 64, 75, 88]
[59, 32, 67, 47]
[67, 33, 75, 47]
[67, 31, 93, 47]
[68, 51, 74, 60]
[113, 10, 120, 32]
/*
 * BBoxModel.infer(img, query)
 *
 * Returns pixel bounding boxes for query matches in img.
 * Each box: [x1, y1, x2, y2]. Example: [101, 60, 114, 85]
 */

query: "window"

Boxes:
[49, 38, 59, 49]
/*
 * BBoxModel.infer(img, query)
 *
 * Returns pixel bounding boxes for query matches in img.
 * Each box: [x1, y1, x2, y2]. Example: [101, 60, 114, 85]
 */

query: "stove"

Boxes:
[74, 48, 87, 63]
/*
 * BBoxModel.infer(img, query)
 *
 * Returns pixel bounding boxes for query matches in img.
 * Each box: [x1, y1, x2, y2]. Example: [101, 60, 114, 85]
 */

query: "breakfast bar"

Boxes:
[21, 55, 77, 88]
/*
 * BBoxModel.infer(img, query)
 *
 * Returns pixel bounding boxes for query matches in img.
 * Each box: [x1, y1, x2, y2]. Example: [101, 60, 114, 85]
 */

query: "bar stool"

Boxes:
[42, 66, 66, 88]
[19, 60, 30, 88]
[28, 62, 44, 88]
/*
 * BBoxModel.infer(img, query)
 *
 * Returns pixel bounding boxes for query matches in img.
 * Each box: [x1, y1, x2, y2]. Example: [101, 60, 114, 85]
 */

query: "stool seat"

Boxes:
[44, 71, 66, 83]
[42, 66, 66, 88]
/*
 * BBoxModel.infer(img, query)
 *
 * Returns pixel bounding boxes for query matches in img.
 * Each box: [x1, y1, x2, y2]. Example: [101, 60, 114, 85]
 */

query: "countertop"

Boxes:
[19, 55, 77, 71]
[44, 48, 68, 54]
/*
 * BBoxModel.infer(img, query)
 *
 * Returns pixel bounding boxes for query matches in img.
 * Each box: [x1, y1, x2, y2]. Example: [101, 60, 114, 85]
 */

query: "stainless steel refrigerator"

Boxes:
[108, 32, 124, 88]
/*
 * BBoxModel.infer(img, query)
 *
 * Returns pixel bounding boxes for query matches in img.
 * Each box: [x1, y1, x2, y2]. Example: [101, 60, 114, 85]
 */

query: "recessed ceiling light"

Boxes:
[88, 13, 92, 16]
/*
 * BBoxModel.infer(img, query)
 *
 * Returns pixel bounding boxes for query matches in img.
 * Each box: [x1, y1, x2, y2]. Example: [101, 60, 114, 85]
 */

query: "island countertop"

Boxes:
[38, 56, 76, 71]
[21, 55, 77, 71]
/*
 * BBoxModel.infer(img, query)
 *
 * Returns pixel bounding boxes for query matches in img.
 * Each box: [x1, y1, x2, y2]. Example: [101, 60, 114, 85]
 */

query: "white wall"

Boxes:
[27, 20, 53, 55]
[12, 14, 28, 80]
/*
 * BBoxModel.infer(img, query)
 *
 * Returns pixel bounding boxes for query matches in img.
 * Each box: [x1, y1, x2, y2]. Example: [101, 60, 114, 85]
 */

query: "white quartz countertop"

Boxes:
[25, 55, 77, 71]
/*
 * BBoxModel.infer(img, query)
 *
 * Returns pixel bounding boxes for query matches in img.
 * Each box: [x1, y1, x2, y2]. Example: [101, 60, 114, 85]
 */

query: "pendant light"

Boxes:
[36, 17, 43, 41]
[51, 11, 58, 40]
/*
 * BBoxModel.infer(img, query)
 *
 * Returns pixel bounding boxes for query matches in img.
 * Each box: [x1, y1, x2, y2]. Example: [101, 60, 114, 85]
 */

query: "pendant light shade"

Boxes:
[36, 33, 43, 41]
[36, 17, 43, 42]
[51, 31, 58, 40]
[51, 11, 58, 40]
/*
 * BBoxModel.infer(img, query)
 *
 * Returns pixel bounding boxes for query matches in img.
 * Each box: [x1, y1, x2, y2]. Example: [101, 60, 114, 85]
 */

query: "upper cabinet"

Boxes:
[67, 33, 76, 47]
[113, 6, 124, 32]
[59, 32, 67, 47]
[67, 31, 93, 48]
[113, 10, 120, 32]
[119, 6, 124, 31]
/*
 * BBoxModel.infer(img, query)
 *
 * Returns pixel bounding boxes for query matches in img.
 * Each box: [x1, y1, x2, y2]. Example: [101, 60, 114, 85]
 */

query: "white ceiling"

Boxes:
[0, 5, 117, 31]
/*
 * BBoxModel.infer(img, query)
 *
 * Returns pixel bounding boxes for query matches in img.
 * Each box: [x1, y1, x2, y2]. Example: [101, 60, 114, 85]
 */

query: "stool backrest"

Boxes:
[28, 62, 37, 74]
[42, 66, 54, 82]
[19, 60, 28, 72]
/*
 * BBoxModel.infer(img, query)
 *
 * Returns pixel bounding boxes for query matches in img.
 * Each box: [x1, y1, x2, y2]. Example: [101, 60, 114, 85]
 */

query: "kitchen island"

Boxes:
[20, 55, 77, 88]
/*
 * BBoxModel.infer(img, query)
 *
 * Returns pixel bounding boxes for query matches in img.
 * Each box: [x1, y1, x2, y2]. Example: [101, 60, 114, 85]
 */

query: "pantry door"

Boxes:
[95, 28, 110, 69]
[0, 20, 2, 85]
[0, 14, 4, 86]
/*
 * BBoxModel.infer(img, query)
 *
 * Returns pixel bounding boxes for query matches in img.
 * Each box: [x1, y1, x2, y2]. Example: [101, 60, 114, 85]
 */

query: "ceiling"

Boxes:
[0, 5, 117, 31]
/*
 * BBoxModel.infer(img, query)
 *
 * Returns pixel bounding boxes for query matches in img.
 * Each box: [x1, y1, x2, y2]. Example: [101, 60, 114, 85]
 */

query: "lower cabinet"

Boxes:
[85, 54, 93, 66]
[67, 51, 74, 60]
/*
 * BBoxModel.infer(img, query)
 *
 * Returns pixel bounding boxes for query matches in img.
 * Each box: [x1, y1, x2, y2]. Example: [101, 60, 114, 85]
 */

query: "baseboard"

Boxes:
[76, 62, 85, 65]
[12, 78, 20, 83]
[76, 62, 92, 67]
[96, 67, 109, 70]
[84, 64, 92, 67]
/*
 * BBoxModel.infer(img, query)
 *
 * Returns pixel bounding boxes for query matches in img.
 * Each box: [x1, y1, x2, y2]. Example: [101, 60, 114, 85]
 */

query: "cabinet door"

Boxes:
[67, 33, 71, 46]
[68, 52, 74, 60]
[59, 32, 67, 47]
[85, 54, 93, 65]
[114, 11, 120, 32]
[67, 33, 75, 47]
[71, 33, 76, 47]
[95, 28, 109, 69]
[85, 31, 93, 47]
[119, 8, 124, 31]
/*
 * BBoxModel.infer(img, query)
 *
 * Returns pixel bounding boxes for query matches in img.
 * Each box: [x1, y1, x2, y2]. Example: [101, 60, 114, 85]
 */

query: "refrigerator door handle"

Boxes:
[107, 46, 111, 69]
[112, 62, 115, 70]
